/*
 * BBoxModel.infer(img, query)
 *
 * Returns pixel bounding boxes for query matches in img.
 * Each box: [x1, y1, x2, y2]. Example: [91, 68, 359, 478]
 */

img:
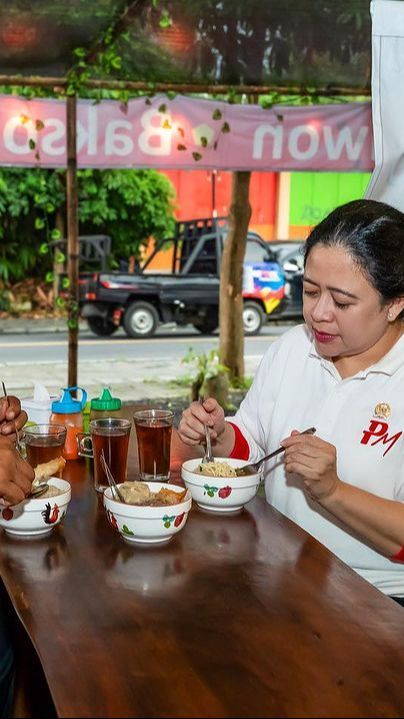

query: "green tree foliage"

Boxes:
[0, 167, 176, 281]
[0, 168, 64, 281]
[77, 169, 176, 260]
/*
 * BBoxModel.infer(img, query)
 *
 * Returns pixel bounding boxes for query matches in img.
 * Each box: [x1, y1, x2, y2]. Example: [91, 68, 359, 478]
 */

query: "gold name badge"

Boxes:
[374, 402, 391, 420]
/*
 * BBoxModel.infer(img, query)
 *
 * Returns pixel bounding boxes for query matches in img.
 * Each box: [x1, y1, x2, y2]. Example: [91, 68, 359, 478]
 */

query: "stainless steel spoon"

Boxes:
[198, 397, 214, 464]
[100, 450, 126, 503]
[235, 427, 316, 476]
[2, 381, 23, 454]
[28, 482, 49, 499]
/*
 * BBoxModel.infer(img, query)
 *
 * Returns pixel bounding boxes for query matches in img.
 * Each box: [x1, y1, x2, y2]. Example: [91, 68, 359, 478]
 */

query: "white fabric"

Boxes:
[366, 0, 404, 210]
[229, 324, 404, 595]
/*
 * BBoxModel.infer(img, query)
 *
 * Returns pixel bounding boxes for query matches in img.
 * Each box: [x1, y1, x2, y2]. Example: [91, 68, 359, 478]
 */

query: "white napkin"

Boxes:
[33, 382, 51, 403]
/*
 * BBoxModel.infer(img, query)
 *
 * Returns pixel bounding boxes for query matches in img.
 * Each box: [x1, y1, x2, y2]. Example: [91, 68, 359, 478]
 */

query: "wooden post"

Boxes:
[274, 172, 291, 239]
[66, 95, 79, 389]
[219, 171, 252, 381]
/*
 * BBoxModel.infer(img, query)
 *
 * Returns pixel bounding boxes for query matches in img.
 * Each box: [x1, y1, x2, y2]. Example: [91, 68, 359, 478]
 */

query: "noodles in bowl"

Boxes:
[181, 457, 261, 513]
[196, 461, 237, 478]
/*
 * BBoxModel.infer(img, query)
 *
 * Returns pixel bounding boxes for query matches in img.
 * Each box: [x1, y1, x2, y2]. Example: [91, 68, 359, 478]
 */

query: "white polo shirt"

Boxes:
[230, 324, 404, 595]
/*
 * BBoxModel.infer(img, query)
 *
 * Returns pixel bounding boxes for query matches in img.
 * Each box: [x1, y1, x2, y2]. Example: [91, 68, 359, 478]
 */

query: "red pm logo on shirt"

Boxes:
[360, 420, 402, 457]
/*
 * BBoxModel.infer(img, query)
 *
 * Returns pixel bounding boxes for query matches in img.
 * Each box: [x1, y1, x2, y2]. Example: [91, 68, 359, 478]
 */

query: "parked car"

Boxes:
[267, 240, 305, 320]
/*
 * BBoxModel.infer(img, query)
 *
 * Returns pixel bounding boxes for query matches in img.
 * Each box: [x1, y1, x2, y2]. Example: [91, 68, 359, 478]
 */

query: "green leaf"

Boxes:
[28, 139, 36, 150]
[62, 277, 70, 289]
[122, 524, 134, 536]
[73, 47, 86, 59]
[39, 242, 49, 255]
[55, 251, 65, 264]
[111, 56, 122, 70]
[158, 103, 167, 113]
[221, 122, 230, 134]
[45, 271, 54, 283]
[212, 109, 222, 120]
[50, 228, 62, 240]
[159, 10, 172, 28]
[192, 152, 202, 162]
[35, 217, 45, 230]
[56, 296, 65, 308]
[200, 136, 208, 148]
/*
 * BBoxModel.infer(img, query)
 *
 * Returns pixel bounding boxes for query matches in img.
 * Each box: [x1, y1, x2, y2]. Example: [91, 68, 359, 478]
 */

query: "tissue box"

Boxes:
[21, 382, 55, 425]
[21, 398, 52, 425]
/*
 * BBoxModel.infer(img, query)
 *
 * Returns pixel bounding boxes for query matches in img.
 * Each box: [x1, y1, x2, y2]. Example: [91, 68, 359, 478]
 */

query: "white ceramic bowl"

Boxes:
[181, 458, 261, 513]
[103, 482, 192, 545]
[0, 478, 71, 538]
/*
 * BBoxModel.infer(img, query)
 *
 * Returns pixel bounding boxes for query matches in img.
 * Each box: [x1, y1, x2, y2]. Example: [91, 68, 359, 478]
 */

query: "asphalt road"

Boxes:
[0, 323, 295, 364]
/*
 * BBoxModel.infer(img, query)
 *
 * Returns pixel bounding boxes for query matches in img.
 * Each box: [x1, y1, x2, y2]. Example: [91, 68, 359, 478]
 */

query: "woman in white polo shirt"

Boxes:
[178, 199, 404, 602]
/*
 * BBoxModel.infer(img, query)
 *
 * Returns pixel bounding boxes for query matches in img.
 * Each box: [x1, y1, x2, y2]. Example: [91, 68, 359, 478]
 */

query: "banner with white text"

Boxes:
[0, 94, 374, 172]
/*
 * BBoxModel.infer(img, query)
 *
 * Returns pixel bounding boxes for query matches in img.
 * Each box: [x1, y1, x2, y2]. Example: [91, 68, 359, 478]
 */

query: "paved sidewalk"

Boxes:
[0, 317, 264, 403]
[0, 354, 262, 403]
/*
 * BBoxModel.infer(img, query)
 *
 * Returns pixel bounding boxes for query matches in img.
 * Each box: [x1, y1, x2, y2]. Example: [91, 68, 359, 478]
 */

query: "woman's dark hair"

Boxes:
[304, 199, 404, 307]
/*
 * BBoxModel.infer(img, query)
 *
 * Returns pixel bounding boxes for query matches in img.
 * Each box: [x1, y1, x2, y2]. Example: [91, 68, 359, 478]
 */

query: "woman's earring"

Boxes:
[388, 311, 394, 321]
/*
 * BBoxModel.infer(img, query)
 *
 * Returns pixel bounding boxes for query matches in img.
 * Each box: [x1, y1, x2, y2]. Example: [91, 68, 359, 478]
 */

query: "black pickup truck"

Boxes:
[78, 218, 298, 339]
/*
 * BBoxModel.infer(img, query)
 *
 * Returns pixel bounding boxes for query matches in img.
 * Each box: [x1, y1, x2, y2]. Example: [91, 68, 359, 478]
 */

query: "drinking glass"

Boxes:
[133, 409, 174, 482]
[23, 424, 67, 471]
[77, 418, 131, 493]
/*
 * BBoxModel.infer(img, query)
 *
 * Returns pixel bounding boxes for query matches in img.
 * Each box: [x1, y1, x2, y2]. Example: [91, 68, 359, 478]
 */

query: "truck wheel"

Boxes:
[87, 317, 118, 337]
[243, 301, 265, 336]
[192, 317, 218, 334]
[123, 301, 159, 338]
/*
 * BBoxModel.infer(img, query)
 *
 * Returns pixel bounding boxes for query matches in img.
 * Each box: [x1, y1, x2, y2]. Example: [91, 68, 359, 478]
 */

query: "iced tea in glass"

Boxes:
[24, 424, 67, 472]
[77, 418, 131, 493]
[133, 409, 174, 481]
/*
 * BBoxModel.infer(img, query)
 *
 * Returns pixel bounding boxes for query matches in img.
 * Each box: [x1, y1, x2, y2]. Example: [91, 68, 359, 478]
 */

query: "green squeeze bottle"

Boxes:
[90, 387, 122, 422]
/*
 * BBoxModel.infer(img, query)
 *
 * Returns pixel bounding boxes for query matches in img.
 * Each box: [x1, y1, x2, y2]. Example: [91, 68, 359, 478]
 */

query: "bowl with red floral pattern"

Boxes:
[0, 478, 71, 538]
[181, 458, 261, 513]
[103, 481, 192, 545]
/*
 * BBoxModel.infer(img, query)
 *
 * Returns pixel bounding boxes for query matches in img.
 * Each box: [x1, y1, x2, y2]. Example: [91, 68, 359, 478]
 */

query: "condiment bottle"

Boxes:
[50, 386, 88, 460]
[90, 387, 122, 421]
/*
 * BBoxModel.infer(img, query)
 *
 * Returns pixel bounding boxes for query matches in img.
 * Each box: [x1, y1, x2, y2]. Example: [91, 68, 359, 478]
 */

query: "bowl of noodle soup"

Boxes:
[181, 458, 261, 513]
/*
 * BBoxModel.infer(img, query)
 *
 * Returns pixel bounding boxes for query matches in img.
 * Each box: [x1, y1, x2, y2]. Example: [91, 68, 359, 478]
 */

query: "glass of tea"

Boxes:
[77, 418, 131, 493]
[133, 409, 174, 482]
[23, 424, 67, 472]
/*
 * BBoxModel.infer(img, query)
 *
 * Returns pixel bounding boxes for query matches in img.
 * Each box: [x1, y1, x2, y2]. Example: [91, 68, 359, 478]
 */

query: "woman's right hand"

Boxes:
[178, 397, 226, 446]
[0, 436, 34, 507]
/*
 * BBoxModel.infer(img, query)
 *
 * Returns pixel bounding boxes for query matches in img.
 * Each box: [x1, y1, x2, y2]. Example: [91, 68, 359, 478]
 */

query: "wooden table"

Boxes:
[1, 422, 404, 718]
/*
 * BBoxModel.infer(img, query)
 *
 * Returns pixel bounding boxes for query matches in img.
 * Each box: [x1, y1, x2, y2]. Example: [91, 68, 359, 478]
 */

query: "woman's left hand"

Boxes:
[282, 431, 339, 501]
[0, 395, 27, 439]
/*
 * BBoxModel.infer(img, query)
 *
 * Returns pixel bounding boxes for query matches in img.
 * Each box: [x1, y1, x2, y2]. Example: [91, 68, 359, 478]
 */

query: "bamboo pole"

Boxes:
[66, 95, 79, 390]
[0, 74, 371, 97]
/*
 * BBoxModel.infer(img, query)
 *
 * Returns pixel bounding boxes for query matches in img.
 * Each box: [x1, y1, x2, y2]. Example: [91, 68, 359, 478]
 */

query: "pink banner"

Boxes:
[0, 94, 373, 172]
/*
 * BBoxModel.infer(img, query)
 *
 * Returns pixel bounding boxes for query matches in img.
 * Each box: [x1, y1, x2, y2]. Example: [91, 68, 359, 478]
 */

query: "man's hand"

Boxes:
[0, 395, 28, 439]
[282, 431, 339, 501]
[0, 437, 34, 506]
